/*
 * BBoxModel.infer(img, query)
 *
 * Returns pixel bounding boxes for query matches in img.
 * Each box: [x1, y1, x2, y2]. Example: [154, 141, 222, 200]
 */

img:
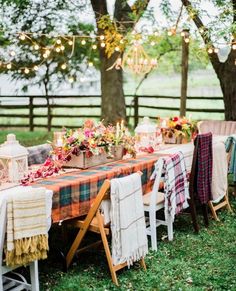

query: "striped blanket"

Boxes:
[110, 173, 148, 267]
[163, 152, 190, 221]
[5, 187, 49, 267]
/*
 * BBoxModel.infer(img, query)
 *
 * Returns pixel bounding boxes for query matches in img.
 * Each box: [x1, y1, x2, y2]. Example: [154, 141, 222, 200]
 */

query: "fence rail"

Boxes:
[0, 94, 224, 131]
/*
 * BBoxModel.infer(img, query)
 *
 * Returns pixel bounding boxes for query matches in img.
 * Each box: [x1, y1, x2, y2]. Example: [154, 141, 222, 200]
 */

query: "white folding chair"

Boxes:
[142, 158, 173, 251]
[0, 197, 39, 291]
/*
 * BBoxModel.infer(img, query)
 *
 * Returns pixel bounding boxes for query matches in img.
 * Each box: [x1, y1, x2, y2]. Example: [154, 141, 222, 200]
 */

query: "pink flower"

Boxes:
[84, 119, 94, 129]
[67, 136, 75, 144]
[84, 130, 94, 138]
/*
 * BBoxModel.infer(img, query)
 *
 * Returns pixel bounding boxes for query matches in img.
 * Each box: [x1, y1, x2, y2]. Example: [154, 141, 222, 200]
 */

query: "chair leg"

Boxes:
[29, 261, 40, 291]
[188, 197, 199, 233]
[149, 211, 157, 251]
[208, 201, 219, 221]
[166, 215, 173, 241]
[96, 212, 118, 286]
[225, 191, 233, 212]
[202, 204, 209, 227]
[140, 257, 147, 271]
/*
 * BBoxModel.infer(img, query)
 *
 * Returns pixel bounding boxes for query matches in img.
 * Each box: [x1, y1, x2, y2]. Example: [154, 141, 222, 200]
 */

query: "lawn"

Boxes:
[39, 195, 236, 291]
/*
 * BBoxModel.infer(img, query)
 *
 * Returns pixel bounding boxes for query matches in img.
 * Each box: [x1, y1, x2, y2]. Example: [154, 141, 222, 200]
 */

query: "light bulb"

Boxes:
[56, 39, 61, 44]
[167, 31, 172, 36]
[232, 44, 236, 50]
[33, 65, 39, 71]
[92, 44, 97, 50]
[208, 48, 213, 54]
[19, 34, 26, 40]
[34, 44, 39, 50]
[68, 40, 73, 46]
[55, 47, 61, 52]
[115, 47, 120, 52]
[68, 76, 74, 83]
[101, 42, 105, 48]
[45, 49, 50, 55]
[10, 51, 16, 57]
[43, 53, 48, 58]
[181, 31, 185, 37]
[24, 68, 29, 74]
[60, 45, 65, 51]
[150, 41, 155, 46]
[61, 63, 67, 70]
[184, 38, 190, 43]
[100, 35, 105, 40]
[120, 39, 124, 44]
[214, 48, 219, 53]
[6, 63, 12, 69]
[81, 39, 86, 45]
[88, 62, 93, 67]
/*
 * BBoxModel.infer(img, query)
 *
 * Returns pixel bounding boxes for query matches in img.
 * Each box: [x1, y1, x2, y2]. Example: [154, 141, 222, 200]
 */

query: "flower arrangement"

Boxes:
[21, 120, 136, 185]
[53, 119, 136, 163]
[162, 116, 196, 143]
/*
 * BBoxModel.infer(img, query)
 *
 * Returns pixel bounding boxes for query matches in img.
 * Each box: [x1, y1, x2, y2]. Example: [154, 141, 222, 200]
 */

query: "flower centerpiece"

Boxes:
[52, 119, 136, 168]
[161, 116, 196, 144]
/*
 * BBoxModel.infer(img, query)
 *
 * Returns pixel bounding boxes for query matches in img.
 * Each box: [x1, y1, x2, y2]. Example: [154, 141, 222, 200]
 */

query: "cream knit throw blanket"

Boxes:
[110, 173, 148, 267]
[212, 142, 228, 203]
[5, 187, 49, 267]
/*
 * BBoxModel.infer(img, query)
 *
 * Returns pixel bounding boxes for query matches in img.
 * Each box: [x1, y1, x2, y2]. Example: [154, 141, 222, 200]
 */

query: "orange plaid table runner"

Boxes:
[33, 154, 162, 223]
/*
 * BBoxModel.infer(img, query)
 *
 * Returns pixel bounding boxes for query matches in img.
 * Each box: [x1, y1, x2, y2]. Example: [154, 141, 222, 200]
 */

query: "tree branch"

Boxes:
[233, 0, 236, 23]
[181, 0, 221, 72]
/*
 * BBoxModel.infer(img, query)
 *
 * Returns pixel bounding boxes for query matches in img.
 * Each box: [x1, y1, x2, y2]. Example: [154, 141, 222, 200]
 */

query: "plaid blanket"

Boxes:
[163, 152, 189, 221]
[194, 133, 213, 204]
[225, 135, 236, 182]
[27, 144, 52, 166]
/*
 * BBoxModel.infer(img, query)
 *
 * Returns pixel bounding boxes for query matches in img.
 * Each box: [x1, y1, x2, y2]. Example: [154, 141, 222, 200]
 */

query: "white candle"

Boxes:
[57, 138, 63, 147]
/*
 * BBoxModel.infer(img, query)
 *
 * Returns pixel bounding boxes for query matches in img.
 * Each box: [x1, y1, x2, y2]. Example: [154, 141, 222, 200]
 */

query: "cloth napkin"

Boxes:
[110, 173, 148, 267]
[5, 187, 49, 267]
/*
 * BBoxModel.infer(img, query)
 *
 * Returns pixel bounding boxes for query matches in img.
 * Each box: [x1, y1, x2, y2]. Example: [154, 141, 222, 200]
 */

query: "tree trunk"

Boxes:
[216, 50, 236, 120]
[99, 50, 126, 124]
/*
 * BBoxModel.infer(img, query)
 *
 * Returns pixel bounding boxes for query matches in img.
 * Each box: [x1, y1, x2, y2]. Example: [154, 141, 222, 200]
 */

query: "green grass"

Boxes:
[39, 196, 236, 291]
[0, 130, 52, 146]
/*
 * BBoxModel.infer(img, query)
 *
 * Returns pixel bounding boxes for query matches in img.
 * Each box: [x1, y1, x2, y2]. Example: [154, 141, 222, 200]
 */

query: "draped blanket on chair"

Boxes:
[110, 173, 148, 267]
[5, 187, 49, 267]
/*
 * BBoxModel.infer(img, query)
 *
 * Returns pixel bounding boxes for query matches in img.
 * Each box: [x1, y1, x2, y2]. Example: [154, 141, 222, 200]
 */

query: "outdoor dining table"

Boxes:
[31, 143, 195, 224]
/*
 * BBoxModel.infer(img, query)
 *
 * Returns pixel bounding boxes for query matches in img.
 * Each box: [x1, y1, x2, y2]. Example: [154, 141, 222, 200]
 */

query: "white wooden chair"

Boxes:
[142, 158, 173, 251]
[0, 197, 39, 291]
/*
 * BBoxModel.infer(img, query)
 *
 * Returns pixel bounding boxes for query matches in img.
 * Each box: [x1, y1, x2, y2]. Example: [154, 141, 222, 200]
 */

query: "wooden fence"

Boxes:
[0, 95, 224, 131]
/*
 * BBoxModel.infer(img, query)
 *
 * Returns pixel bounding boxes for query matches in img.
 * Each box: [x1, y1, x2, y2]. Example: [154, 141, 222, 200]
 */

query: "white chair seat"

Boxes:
[143, 191, 164, 206]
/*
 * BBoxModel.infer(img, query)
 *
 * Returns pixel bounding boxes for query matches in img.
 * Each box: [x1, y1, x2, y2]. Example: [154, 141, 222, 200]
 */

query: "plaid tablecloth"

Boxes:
[33, 154, 161, 223]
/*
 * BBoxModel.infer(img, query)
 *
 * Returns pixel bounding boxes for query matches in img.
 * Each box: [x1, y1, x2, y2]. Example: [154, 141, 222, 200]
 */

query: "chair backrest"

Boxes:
[0, 198, 7, 266]
[27, 144, 52, 166]
[150, 158, 165, 210]
[198, 120, 236, 136]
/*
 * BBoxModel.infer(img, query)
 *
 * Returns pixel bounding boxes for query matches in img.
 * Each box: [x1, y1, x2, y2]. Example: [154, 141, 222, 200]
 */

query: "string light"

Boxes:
[9, 51, 16, 57]
[68, 76, 74, 83]
[68, 40, 73, 46]
[184, 38, 190, 43]
[56, 39, 61, 44]
[55, 47, 61, 52]
[24, 68, 29, 74]
[214, 48, 219, 53]
[208, 47, 213, 54]
[92, 44, 97, 50]
[232, 44, 236, 50]
[33, 65, 39, 71]
[6, 63, 12, 69]
[33, 44, 39, 50]
[43, 53, 49, 58]
[61, 63, 67, 70]
[100, 35, 105, 40]
[101, 42, 106, 48]
[60, 45, 65, 51]
[19, 34, 26, 40]
[115, 47, 120, 52]
[88, 62, 93, 67]
[81, 39, 86, 45]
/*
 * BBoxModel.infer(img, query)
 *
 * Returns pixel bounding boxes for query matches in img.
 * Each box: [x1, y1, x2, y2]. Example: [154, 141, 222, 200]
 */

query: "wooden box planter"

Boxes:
[63, 145, 124, 169]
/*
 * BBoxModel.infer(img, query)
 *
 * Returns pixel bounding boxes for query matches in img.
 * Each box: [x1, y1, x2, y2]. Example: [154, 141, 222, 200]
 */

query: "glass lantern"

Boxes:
[135, 117, 159, 151]
[0, 134, 28, 184]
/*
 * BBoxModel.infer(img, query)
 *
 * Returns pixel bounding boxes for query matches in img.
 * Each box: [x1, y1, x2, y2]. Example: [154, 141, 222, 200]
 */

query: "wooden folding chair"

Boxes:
[65, 179, 146, 286]
[208, 143, 233, 221]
